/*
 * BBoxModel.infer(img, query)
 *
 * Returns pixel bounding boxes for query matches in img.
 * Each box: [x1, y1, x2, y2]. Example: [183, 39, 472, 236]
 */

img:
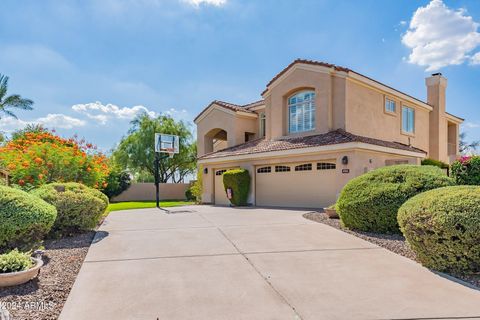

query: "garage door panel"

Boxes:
[256, 163, 337, 208]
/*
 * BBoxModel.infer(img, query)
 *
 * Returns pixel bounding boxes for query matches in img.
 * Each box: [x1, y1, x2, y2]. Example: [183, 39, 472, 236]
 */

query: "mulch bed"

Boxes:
[0, 232, 95, 320]
[303, 212, 480, 289]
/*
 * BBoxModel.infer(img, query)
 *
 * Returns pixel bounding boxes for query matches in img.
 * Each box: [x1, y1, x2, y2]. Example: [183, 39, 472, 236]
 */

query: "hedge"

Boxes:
[451, 156, 480, 185]
[0, 186, 57, 251]
[337, 165, 454, 233]
[31, 183, 108, 236]
[421, 158, 449, 169]
[222, 169, 250, 206]
[398, 186, 480, 272]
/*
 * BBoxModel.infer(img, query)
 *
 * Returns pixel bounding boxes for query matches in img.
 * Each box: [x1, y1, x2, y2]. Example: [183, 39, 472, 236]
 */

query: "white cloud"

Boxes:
[402, 0, 480, 71]
[464, 121, 480, 129]
[470, 52, 480, 65]
[0, 114, 85, 132]
[72, 101, 157, 124]
[183, 0, 226, 7]
[36, 114, 86, 129]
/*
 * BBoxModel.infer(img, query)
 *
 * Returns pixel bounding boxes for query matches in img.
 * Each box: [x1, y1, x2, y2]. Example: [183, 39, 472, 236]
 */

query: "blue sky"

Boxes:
[1, 0, 480, 151]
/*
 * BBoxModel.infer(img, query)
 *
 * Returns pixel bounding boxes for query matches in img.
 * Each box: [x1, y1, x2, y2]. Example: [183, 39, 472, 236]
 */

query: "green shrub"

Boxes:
[0, 249, 33, 273]
[451, 156, 480, 185]
[189, 166, 203, 203]
[31, 183, 108, 236]
[0, 186, 57, 251]
[398, 186, 480, 272]
[337, 165, 454, 233]
[102, 169, 131, 199]
[222, 169, 250, 206]
[421, 158, 449, 169]
[185, 186, 195, 201]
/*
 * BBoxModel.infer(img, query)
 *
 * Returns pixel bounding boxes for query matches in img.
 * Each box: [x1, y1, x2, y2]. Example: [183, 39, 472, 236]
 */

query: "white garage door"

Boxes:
[214, 168, 235, 205]
[255, 162, 337, 208]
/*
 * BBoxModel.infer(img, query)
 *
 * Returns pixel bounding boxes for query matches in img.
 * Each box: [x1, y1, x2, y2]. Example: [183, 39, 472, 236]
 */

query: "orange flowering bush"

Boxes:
[0, 130, 110, 189]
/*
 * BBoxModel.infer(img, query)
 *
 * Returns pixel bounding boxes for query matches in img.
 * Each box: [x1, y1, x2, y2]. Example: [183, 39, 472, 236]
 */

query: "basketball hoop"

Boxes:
[154, 133, 180, 210]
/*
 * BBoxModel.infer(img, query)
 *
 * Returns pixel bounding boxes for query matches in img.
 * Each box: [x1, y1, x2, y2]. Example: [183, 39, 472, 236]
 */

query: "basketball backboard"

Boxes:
[155, 133, 179, 154]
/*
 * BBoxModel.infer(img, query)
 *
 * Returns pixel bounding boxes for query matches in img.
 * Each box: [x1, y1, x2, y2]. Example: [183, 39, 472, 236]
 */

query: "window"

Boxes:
[215, 170, 227, 176]
[288, 91, 315, 133]
[259, 112, 266, 138]
[317, 163, 336, 170]
[257, 166, 271, 173]
[385, 98, 396, 113]
[402, 106, 415, 134]
[275, 165, 291, 172]
[294, 163, 312, 171]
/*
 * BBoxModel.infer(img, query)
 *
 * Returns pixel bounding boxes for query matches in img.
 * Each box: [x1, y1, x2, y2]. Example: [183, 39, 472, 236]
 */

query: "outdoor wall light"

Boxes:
[203, 168, 208, 174]
[342, 156, 349, 165]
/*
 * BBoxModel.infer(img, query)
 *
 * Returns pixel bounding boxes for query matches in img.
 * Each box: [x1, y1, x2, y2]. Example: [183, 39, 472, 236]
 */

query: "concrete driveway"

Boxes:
[60, 206, 480, 320]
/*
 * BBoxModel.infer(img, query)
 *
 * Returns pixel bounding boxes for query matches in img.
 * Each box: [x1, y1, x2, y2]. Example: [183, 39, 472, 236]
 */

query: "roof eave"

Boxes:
[198, 141, 426, 164]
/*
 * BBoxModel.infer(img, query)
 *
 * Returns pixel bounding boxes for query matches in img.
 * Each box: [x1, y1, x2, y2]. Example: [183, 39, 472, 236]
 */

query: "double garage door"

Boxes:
[255, 161, 337, 208]
[213, 161, 337, 208]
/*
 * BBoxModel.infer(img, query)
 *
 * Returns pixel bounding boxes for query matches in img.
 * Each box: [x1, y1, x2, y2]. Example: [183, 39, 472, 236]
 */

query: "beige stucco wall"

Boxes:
[344, 79, 431, 154]
[264, 67, 336, 140]
[111, 183, 189, 202]
[196, 106, 258, 156]
[199, 148, 421, 208]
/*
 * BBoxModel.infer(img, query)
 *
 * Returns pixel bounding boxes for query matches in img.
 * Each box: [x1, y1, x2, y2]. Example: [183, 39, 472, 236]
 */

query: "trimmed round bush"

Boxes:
[31, 183, 109, 236]
[0, 185, 57, 251]
[223, 169, 250, 206]
[398, 186, 480, 272]
[337, 165, 454, 233]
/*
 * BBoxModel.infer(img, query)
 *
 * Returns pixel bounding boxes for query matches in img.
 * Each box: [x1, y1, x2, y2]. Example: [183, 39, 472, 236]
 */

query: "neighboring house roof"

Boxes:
[194, 99, 263, 122]
[198, 129, 426, 160]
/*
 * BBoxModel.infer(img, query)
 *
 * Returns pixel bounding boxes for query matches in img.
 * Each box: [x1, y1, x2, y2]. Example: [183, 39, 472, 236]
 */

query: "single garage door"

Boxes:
[255, 162, 337, 208]
[214, 168, 235, 205]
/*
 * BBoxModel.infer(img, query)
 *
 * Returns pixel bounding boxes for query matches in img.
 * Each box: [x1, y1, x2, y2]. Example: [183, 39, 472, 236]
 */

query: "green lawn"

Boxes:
[108, 201, 195, 212]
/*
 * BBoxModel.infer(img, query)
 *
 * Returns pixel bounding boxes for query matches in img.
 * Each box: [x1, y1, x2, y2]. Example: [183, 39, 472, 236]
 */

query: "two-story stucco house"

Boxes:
[195, 59, 463, 208]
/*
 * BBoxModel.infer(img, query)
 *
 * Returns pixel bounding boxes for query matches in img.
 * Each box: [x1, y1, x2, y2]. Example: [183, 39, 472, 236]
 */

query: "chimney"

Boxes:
[426, 73, 448, 162]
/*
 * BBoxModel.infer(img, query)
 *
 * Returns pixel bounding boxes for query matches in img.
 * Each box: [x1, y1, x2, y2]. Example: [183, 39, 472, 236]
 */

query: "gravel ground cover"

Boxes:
[0, 232, 95, 320]
[303, 212, 480, 289]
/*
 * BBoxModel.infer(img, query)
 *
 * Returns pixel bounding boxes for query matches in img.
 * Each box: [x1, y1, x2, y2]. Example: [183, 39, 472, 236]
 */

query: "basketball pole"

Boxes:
[154, 152, 160, 208]
[154, 152, 170, 209]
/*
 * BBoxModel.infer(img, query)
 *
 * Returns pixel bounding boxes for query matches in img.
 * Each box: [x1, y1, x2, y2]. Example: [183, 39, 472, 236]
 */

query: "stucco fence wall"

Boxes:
[111, 183, 189, 202]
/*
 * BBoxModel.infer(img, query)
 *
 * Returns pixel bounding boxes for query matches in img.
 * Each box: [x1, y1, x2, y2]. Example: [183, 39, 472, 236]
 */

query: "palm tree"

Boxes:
[0, 74, 34, 119]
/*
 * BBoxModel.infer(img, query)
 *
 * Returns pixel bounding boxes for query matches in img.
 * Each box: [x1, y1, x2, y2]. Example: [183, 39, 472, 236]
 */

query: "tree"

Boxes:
[460, 132, 480, 155]
[114, 113, 196, 183]
[0, 74, 34, 119]
[0, 128, 109, 189]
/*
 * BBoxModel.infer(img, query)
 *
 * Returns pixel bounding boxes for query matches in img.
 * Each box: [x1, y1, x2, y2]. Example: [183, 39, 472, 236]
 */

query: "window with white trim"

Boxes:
[215, 170, 227, 176]
[275, 165, 290, 172]
[257, 166, 271, 173]
[385, 98, 396, 113]
[288, 91, 315, 133]
[317, 163, 336, 170]
[402, 106, 415, 134]
[259, 112, 266, 138]
[294, 163, 312, 171]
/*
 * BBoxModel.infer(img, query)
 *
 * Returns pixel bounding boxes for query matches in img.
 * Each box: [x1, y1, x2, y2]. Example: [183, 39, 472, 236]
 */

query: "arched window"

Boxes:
[288, 91, 315, 133]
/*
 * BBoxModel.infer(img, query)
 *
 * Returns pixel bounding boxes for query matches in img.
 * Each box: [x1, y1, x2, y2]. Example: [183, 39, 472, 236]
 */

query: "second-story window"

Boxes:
[288, 91, 315, 133]
[385, 98, 396, 113]
[259, 112, 266, 137]
[402, 106, 415, 134]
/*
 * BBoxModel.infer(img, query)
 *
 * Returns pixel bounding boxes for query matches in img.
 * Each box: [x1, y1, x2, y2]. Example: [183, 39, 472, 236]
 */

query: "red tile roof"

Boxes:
[198, 129, 426, 160]
[194, 99, 264, 122]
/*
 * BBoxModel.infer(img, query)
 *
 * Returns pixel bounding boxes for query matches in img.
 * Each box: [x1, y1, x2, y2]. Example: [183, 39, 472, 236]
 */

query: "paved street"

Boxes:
[60, 206, 480, 320]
